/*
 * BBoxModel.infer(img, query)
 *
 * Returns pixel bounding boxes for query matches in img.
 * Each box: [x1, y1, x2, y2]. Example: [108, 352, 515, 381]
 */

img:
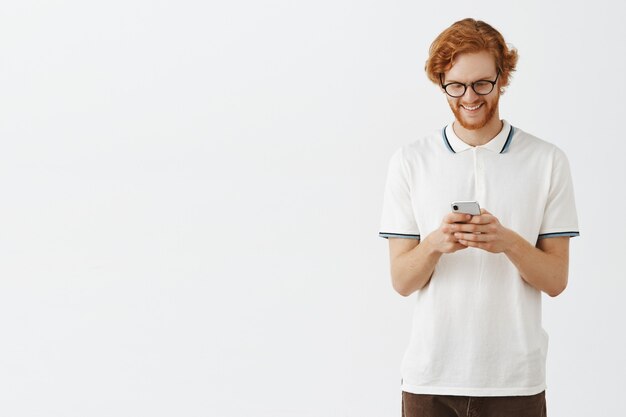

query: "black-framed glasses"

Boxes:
[440, 72, 500, 98]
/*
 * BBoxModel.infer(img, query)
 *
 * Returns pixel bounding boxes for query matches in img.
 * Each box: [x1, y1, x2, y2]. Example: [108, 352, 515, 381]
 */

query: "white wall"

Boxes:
[0, 1, 624, 416]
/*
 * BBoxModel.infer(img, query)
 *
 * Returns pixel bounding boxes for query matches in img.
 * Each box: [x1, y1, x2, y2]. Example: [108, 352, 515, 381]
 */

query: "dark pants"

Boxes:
[402, 390, 546, 417]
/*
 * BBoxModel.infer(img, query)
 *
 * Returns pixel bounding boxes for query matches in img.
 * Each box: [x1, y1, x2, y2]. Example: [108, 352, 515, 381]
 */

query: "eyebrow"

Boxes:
[444, 75, 495, 84]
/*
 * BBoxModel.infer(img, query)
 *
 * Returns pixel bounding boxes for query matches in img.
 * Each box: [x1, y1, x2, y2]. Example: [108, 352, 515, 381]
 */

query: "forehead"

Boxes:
[445, 51, 497, 81]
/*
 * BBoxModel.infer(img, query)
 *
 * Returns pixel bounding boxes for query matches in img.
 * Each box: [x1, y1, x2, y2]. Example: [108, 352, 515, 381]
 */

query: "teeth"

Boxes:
[462, 104, 482, 111]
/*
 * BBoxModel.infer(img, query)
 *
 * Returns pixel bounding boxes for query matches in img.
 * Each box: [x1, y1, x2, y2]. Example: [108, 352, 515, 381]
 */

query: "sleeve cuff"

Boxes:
[379, 232, 421, 240]
[538, 231, 580, 239]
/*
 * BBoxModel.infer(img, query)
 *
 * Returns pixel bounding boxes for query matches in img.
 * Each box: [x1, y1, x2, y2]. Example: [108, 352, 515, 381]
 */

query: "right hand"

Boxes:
[425, 212, 473, 254]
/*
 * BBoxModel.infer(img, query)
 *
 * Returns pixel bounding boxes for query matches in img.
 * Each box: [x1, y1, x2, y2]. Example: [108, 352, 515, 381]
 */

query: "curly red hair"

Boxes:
[425, 18, 518, 90]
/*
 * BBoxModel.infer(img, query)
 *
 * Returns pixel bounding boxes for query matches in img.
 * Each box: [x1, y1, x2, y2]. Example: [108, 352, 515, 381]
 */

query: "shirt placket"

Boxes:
[472, 147, 486, 203]
[472, 147, 486, 289]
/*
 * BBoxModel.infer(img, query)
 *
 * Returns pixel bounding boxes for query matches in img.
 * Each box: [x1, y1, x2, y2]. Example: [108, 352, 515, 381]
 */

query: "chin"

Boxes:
[452, 104, 498, 131]
[449, 93, 500, 131]
[458, 118, 489, 130]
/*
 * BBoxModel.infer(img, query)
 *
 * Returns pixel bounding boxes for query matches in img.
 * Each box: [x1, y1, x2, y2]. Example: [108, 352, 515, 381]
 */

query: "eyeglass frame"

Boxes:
[439, 71, 500, 98]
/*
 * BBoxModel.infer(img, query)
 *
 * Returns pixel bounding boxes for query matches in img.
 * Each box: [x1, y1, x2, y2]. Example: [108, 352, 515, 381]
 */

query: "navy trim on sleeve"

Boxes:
[537, 231, 580, 239]
[379, 232, 421, 240]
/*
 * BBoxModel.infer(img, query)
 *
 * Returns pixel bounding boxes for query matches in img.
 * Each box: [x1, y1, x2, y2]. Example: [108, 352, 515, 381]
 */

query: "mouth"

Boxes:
[460, 103, 483, 112]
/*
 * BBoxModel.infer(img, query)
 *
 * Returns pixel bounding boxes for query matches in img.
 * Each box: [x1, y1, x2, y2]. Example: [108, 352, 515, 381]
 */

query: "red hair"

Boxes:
[425, 18, 518, 89]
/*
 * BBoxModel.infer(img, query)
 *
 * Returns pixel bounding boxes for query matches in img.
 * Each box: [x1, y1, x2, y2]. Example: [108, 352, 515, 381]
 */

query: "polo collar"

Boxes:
[442, 120, 515, 154]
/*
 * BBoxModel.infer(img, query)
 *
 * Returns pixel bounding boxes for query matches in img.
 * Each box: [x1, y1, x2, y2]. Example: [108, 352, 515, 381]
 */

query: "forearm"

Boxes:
[504, 233, 568, 297]
[391, 237, 443, 296]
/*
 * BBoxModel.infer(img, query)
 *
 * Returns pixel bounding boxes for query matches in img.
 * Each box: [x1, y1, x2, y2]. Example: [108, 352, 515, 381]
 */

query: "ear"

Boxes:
[496, 71, 505, 94]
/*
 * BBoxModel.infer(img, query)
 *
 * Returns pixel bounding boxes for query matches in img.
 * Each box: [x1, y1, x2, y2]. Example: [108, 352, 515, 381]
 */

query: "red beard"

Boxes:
[449, 94, 499, 130]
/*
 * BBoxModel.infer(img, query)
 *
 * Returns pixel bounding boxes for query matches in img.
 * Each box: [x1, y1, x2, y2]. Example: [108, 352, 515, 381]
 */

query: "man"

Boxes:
[378, 18, 579, 417]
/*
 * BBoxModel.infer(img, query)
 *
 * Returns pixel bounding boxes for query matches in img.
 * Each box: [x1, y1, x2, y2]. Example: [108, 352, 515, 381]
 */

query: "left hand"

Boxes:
[450, 208, 516, 253]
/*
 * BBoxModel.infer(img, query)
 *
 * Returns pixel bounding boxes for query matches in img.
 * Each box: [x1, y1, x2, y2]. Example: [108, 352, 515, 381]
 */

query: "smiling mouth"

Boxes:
[460, 103, 483, 112]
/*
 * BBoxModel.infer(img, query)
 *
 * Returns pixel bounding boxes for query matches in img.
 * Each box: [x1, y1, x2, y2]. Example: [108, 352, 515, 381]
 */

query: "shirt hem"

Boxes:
[401, 382, 546, 397]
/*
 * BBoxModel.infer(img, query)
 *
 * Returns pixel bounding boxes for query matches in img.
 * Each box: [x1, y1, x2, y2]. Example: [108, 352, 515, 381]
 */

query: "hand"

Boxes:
[426, 212, 473, 254]
[451, 209, 516, 253]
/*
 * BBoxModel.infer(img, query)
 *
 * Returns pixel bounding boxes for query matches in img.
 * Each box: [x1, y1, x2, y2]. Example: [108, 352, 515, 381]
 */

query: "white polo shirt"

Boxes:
[379, 120, 579, 397]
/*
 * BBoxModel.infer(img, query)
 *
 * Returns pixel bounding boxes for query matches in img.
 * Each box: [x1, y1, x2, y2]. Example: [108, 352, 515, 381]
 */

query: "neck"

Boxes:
[453, 113, 503, 146]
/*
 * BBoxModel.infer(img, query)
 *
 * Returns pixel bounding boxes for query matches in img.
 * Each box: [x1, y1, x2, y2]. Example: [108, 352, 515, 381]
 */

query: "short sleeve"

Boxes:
[538, 147, 580, 239]
[378, 147, 420, 240]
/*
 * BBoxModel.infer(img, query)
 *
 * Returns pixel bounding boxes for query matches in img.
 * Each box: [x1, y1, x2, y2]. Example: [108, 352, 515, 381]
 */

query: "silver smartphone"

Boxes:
[451, 201, 481, 216]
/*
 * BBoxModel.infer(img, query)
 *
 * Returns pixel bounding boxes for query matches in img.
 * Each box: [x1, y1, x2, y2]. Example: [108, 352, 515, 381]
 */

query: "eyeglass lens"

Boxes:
[445, 80, 495, 97]
[446, 81, 493, 97]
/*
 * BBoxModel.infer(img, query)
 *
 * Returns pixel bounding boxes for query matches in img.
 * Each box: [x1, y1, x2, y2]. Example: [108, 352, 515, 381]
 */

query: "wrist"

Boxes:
[503, 229, 526, 256]
[421, 234, 444, 257]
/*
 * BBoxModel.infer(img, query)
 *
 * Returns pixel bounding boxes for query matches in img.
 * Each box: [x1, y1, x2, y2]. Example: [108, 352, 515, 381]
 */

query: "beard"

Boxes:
[449, 93, 499, 130]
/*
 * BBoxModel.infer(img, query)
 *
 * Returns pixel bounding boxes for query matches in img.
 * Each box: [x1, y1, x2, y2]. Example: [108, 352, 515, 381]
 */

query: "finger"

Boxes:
[455, 232, 478, 242]
[469, 208, 492, 223]
[468, 213, 494, 225]
[450, 223, 489, 233]
[454, 232, 493, 242]
[449, 242, 468, 251]
[444, 212, 473, 224]
[458, 239, 484, 249]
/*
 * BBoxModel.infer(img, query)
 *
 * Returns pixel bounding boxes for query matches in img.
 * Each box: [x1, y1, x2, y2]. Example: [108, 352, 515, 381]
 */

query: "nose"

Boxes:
[462, 85, 479, 101]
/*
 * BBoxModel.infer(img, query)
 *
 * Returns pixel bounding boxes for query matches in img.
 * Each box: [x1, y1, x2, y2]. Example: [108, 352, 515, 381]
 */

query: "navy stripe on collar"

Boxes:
[441, 124, 516, 154]
[441, 127, 455, 153]
[500, 126, 515, 153]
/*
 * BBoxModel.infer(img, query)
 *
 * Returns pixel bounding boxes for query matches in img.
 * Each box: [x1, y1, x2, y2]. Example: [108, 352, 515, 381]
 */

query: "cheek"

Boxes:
[488, 92, 501, 105]
[446, 97, 458, 108]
